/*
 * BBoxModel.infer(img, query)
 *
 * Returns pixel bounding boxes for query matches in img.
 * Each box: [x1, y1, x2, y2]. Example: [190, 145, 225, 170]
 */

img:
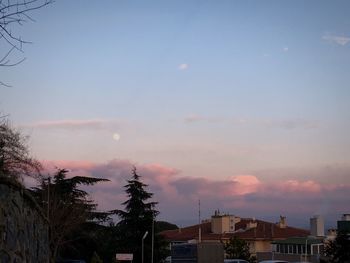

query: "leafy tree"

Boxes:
[0, 119, 41, 181]
[113, 167, 168, 263]
[324, 231, 350, 263]
[224, 236, 251, 261]
[31, 168, 110, 263]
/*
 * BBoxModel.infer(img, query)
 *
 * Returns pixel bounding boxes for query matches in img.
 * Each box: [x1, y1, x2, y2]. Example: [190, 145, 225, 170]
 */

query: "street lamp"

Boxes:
[142, 231, 148, 263]
[151, 211, 155, 263]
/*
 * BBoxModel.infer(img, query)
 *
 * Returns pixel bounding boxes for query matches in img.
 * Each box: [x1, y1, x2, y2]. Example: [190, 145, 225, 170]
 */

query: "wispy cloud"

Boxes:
[36, 159, 350, 226]
[178, 63, 189, 70]
[184, 114, 222, 123]
[184, 114, 319, 130]
[260, 119, 319, 130]
[21, 119, 122, 131]
[322, 34, 350, 46]
[184, 114, 203, 123]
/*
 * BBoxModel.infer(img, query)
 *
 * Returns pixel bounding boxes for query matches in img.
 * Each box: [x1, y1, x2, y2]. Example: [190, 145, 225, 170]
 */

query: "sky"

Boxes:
[1, 0, 350, 228]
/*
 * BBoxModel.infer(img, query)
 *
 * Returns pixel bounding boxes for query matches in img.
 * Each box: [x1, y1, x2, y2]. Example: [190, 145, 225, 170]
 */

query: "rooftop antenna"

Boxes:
[198, 199, 202, 243]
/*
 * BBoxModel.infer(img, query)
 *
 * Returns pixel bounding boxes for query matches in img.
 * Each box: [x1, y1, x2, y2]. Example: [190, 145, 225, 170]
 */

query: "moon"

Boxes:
[112, 133, 121, 141]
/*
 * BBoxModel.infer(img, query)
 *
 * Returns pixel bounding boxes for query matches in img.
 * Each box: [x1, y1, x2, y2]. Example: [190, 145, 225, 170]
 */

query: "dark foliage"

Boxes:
[324, 231, 350, 263]
[155, 221, 179, 233]
[31, 168, 110, 262]
[112, 167, 168, 263]
[223, 236, 251, 261]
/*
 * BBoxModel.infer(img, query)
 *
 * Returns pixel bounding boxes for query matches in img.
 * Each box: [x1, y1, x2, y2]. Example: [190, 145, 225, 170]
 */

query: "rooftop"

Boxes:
[160, 218, 309, 242]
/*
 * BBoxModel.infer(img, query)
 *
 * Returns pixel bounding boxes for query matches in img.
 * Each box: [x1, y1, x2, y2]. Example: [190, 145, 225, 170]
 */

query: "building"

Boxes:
[259, 215, 329, 263]
[257, 237, 324, 263]
[337, 213, 350, 233]
[211, 210, 240, 234]
[310, 215, 324, 237]
[160, 212, 309, 261]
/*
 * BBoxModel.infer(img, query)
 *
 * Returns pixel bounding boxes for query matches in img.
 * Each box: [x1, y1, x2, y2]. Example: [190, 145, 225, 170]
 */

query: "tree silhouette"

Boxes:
[113, 167, 167, 263]
[31, 168, 110, 262]
[0, 119, 41, 181]
[324, 230, 350, 263]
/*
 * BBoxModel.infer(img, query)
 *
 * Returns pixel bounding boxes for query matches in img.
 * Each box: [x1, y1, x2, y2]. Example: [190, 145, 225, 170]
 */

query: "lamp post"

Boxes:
[151, 212, 155, 263]
[142, 231, 148, 263]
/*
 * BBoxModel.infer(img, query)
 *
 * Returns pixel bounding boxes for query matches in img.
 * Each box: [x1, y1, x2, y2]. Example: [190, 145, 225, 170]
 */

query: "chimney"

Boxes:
[278, 215, 287, 228]
[310, 215, 324, 237]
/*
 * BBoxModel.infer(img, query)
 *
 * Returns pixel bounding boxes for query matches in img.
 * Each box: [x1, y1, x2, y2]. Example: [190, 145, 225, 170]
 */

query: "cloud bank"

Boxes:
[39, 159, 350, 227]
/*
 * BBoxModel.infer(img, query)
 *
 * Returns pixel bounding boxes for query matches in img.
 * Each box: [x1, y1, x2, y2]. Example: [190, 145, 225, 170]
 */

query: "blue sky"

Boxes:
[1, 0, 350, 226]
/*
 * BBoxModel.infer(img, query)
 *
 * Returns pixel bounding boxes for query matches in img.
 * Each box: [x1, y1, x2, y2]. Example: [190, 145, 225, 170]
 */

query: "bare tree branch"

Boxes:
[0, 0, 53, 85]
[0, 47, 26, 66]
[0, 119, 42, 181]
[0, 80, 11, 87]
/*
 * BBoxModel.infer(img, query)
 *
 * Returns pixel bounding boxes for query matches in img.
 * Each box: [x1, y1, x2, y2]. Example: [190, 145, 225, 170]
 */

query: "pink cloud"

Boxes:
[229, 175, 261, 195]
[142, 164, 181, 200]
[143, 163, 179, 176]
[33, 159, 350, 227]
[42, 160, 96, 170]
[279, 180, 321, 193]
[21, 119, 123, 131]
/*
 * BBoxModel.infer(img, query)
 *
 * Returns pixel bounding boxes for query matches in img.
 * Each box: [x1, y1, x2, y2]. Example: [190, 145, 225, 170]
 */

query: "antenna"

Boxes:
[198, 199, 202, 243]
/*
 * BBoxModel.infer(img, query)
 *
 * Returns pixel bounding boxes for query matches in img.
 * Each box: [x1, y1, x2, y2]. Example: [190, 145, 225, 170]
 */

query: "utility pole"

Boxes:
[47, 176, 50, 219]
[198, 199, 201, 243]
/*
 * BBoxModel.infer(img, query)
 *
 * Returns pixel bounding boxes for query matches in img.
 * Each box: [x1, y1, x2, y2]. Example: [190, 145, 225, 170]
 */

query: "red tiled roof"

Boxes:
[160, 218, 309, 242]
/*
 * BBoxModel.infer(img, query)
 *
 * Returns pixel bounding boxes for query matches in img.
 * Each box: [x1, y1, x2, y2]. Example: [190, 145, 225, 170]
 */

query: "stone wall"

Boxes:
[0, 177, 49, 263]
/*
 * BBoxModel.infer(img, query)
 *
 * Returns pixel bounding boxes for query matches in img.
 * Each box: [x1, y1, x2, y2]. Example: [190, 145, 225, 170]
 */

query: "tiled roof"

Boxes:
[160, 218, 309, 242]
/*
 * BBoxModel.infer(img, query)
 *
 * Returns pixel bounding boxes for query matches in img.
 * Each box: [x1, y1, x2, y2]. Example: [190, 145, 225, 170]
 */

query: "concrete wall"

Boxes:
[0, 177, 49, 263]
[250, 240, 271, 254]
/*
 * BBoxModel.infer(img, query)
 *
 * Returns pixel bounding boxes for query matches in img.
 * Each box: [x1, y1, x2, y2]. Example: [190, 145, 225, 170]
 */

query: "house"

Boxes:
[256, 237, 324, 263]
[160, 212, 309, 260]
